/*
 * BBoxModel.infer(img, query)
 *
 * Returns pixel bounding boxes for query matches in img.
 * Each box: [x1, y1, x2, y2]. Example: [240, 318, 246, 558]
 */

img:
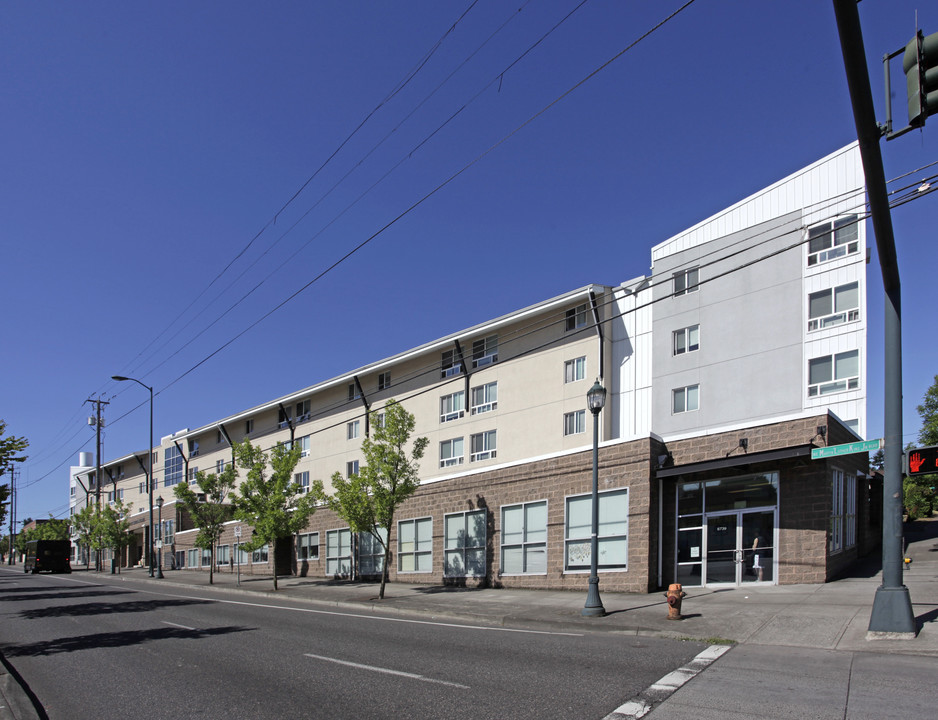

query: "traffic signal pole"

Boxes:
[832, 0, 916, 638]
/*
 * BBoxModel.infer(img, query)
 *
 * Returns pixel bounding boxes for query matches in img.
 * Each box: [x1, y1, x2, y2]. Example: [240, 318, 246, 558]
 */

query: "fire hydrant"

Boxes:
[665, 583, 686, 621]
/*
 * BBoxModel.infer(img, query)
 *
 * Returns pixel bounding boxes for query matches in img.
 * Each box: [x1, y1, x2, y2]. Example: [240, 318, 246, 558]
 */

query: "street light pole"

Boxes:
[111, 375, 156, 578]
[582, 379, 607, 618]
[156, 495, 165, 579]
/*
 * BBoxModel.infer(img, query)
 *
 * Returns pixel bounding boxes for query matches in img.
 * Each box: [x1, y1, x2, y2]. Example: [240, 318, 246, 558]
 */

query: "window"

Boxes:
[472, 335, 498, 368]
[216, 544, 230, 565]
[470, 430, 497, 462]
[278, 406, 292, 428]
[846, 474, 858, 549]
[398, 517, 432, 573]
[216, 459, 226, 474]
[326, 529, 351, 575]
[565, 303, 588, 331]
[236, 543, 251, 565]
[188, 439, 200, 457]
[471, 381, 498, 415]
[202, 548, 212, 567]
[441, 348, 462, 378]
[296, 435, 310, 457]
[346, 460, 359, 478]
[564, 357, 587, 383]
[808, 350, 859, 397]
[295, 400, 311, 422]
[347, 420, 360, 440]
[378, 372, 391, 391]
[501, 501, 547, 574]
[162, 519, 174, 545]
[673, 267, 699, 296]
[808, 282, 860, 331]
[294, 471, 310, 493]
[830, 469, 844, 553]
[673, 325, 700, 355]
[348, 383, 360, 402]
[217, 430, 223, 444]
[252, 545, 269, 564]
[187, 549, 199, 568]
[245, 419, 254, 435]
[164, 445, 184, 487]
[139, 481, 146, 494]
[359, 528, 387, 575]
[375, 412, 386, 429]
[672, 384, 699, 414]
[188, 467, 198, 485]
[807, 215, 859, 266]
[297, 532, 319, 561]
[565, 488, 628, 571]
[445, 510, 485, 577]
[564, 410, 586, 436]
[440, 437, 464, 468]
[440, 391, 466, 423]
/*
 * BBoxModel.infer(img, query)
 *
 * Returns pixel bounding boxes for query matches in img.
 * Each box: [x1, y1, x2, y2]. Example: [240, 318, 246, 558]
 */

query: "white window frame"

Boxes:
[297, 532, 319, 561]
[378, 372, 391, 391]
[441, 349, 462, 378]
[346, 460, 359, 478]
[673, 267, 699, 296]
[216, 459, 225, 474]
[808, 282, 860, 332]
[470, 430, 497, 462]
[294, 471, 310, 493]
[564, 488, 628, 572]
[348, 383, 360, 401]
[440, 390, 466, 423]
[564, 409, 586, 436]
[470, 381, 498, 415]
[564, 356, 587, 383]
[187, 548, 199, 568]
[472, 335, 498, 368]
[398, 517, 433, 573]
[808, 350, 860, 397]
[359, 528, 387, 576]
[565, 303, 588, 332]
[673, 325, 700, 355]
[245, 419, 254, 435]
[440, 437, 464, 468]
[216, 544, 230, 565]
[672, 384, 699, 414]
[236, 543, 251, 565]
[807, 215, 859, 266]
[347, 420, 360, 440]
[295, 399, 311, 422]
[326, 528, 351, 576]
[252, 545, 269, 564]
[296, 435, 310, 457]
[846, 473, 858, 549]
[830, 469, 844, 554]
[444, 510, 486, 578]
[500, 500, 547, 575]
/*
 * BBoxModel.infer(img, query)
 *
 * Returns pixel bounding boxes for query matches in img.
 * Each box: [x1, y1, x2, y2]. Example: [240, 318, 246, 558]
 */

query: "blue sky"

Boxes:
[2, 1, 936, 524]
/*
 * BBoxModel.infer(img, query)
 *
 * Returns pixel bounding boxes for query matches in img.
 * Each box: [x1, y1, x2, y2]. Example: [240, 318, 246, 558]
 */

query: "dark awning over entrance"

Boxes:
[655, 444, 815, 478]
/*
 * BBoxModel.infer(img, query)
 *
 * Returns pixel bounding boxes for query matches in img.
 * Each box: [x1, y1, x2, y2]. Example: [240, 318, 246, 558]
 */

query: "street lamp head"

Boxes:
[156, 495, 164, 509]
[111, 375, 129, 382]
[586, 379, 606, 414]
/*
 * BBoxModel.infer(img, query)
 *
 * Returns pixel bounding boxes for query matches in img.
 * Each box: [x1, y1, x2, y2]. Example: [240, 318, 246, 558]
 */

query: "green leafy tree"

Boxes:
[231, 439, 316, 591]
[100, 500, 134, 573]
[0, 420, 29, 529]
[15, 518, 71, 555]
[322, 400, 428, 600]
[0, 535, 8, 561]
[72, 504, 103, 569]
[174, 464, 236, 585]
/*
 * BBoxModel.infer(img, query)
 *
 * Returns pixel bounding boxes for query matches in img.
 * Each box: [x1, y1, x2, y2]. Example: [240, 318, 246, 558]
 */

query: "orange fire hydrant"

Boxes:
[665, 583, 686, 620]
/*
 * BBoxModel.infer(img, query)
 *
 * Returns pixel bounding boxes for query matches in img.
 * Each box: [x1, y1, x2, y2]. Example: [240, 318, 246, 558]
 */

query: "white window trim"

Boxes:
[673, 267, 699, 297]
[470, 430, 497, 462]
[398, 517, 433, 574]
[830, 468, 844, 554]
[297, 531, 319, 561]
[440, 390, 466, 423]
[807, 282, 860, 332]
[672, 384, 699, 414]
[444, 510, 486, 578]
[807, 215, 860, 267]
[564, 356, 587, 383]
[673, 325, 700, 355]
[564, 409, 586, 436]
[440, 438, 465, 468]
[808, 350, 860, 398]
[470, 381, 498, 415]
[326, 528, 351, 576]
[500, 499, 548, 576]
[564, 488, 629, 573]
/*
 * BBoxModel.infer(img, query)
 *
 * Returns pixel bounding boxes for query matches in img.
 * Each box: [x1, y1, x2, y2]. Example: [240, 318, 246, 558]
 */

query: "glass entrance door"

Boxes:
[705, 509, 775, 585]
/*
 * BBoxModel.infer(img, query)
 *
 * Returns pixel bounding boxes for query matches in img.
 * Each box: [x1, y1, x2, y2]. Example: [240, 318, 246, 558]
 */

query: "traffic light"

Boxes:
[902, 30, 938, 127]
[906, 445, 938, 477]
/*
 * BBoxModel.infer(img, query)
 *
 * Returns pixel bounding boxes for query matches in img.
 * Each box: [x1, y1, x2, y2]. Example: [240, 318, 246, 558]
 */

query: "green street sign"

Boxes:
[811, 438, 883, 460]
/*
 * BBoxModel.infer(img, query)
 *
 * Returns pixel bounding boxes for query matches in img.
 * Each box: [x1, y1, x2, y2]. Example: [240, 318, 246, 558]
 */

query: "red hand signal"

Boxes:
[909, 452, 925, 473]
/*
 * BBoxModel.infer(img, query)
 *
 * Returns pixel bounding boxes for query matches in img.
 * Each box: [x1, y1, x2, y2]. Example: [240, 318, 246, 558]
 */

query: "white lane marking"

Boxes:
[162, 621, 196, 631]
[1, 570, 583, 637]
[304, 653, 470, 689]
[604, 644, 733, 720]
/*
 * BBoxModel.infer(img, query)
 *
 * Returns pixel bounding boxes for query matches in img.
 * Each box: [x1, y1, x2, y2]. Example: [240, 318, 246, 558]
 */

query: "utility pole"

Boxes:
[832, 0, 916, 638]
[86, 397, 109, 572]
[6, 463, 14, 565]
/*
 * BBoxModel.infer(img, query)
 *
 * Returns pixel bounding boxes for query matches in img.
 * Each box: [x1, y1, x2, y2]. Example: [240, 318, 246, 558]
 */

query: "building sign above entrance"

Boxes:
[811, 438, 883, 460]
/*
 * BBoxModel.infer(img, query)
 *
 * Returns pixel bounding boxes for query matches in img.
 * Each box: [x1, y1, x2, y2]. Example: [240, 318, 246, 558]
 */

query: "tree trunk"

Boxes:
[209, 543, 214, 585]
[379, 542, 391, 600]
[272, 540, 279, 591]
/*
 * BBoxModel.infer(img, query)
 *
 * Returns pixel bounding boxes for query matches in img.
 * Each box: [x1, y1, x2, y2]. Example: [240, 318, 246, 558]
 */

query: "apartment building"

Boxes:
[81, 143, 876, 591]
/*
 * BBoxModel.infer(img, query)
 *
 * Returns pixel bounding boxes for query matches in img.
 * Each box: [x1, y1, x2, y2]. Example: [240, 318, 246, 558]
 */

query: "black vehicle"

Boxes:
[23, 540, 72, 574]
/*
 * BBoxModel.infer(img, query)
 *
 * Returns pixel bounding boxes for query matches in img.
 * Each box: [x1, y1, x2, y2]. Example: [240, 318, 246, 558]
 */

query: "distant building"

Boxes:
[86, 143, 876, 590]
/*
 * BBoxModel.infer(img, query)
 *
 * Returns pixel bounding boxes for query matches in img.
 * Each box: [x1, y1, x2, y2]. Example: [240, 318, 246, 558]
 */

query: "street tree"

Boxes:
[72, 504, 103, 569]
[322, 400, 428, 600]
[174, 464, 236, 584]
[231, 439, 316, 591]
[100, 500, 134, 573]
[15, 518, 71, 556]
[0, 420, 29, 528]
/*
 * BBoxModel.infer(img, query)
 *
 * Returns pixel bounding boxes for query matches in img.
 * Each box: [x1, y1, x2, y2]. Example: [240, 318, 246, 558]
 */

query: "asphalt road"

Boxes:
[0, 569, 705, 720]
